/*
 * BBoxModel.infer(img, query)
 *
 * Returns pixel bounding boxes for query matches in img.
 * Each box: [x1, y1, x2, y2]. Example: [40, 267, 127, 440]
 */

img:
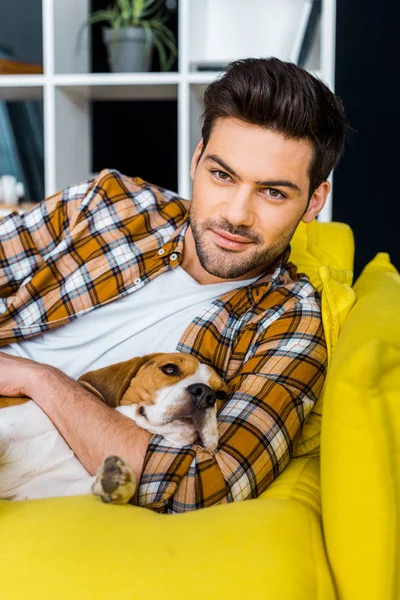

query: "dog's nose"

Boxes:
[187, 383, 216, 409]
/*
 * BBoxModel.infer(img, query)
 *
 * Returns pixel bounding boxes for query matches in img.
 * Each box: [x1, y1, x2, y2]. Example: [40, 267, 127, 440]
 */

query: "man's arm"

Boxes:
[0, 183, 93, 297]
[0, 352, 151, 481]
[136, 293, 327, 513]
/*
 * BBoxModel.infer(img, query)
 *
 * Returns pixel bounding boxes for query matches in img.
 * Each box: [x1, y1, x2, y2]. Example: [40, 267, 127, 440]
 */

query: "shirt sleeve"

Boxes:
[0, 181, 92, 297]
[137, 292, 327, 513]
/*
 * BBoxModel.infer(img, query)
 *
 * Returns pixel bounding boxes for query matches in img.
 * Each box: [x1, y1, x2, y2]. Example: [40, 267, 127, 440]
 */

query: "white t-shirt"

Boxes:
[1, 266, 257, 379]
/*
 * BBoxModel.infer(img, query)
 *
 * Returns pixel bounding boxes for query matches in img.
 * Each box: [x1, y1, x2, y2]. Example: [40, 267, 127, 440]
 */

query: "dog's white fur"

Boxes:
[0, 360, 221, 501]
[132, 363, 218, 446]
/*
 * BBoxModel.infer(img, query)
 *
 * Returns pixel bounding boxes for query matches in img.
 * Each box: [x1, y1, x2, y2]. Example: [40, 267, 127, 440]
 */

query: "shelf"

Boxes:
[187, 72, 225, 84]
[0, 76, 45, 100]
[0, 0, 336, 219]
[0, 70, 324, 96]
[53, 73, 181, 85]
[53, 73, 180, 100]
[56, 85, 177, 101]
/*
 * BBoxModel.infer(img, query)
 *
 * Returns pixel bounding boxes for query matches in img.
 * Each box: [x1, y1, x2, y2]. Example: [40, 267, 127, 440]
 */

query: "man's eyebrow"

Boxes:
[204, 154, 302, 195]
[205, 154, 240, 179]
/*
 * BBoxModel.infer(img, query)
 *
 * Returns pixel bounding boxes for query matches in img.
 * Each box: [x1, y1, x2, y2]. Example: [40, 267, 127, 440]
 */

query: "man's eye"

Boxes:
[160, 363, 180, 376]
[264, 188, 285, 200]
[212, 170, 231, 182]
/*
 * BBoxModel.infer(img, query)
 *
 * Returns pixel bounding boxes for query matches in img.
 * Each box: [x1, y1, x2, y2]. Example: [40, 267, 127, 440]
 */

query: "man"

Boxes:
[0, 58, 348, 513]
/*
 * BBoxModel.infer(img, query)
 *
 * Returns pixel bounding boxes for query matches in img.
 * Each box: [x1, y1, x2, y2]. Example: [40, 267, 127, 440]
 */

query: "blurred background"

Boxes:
[0, 0, 397, 276]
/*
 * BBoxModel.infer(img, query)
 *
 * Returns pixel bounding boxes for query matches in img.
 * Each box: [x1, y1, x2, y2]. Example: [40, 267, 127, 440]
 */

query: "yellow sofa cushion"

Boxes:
[259, 455, 321, 516]
[0, 492, 336, 600]
[320, 253, 400, 600]
[290, 220, 356, 457]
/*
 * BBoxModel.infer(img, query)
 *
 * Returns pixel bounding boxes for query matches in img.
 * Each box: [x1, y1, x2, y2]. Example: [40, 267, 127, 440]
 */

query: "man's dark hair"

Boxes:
[201, 57, 350, 199]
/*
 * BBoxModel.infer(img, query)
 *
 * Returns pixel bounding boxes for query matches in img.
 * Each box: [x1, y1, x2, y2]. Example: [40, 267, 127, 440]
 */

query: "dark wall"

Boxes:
[334, 0, 399, 276]
[91, 100, 178, 192]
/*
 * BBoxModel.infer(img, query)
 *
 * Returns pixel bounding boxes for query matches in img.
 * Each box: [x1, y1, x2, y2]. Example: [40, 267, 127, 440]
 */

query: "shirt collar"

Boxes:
[254, 246, 292, 286]
[170, 218, 189, 255]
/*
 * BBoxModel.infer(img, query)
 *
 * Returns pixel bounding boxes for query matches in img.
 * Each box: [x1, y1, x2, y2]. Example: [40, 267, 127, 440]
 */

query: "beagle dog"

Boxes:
[0, 352, 228, 504]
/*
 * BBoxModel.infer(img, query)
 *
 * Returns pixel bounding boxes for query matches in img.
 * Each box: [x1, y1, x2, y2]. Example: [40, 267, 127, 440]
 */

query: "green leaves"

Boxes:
[116, 0, 133, 24]
[83, 0, 177, 70]
[131, 0, 146, 22]
[149, 18, 177, 71]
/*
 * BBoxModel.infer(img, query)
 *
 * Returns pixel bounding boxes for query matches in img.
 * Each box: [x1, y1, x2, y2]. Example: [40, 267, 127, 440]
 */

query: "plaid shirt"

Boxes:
[0, 169, 327, 513]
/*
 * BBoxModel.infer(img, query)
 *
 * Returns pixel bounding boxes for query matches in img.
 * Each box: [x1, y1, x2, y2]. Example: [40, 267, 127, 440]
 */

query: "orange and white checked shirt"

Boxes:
[0, 169, 327, 513]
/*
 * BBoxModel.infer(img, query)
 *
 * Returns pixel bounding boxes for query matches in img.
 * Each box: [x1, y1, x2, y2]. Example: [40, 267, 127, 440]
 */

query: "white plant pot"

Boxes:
[103, 27, 154, 73]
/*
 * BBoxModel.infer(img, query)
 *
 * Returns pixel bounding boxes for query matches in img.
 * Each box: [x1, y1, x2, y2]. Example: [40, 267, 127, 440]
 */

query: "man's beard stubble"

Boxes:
[189, 206, 294, 280]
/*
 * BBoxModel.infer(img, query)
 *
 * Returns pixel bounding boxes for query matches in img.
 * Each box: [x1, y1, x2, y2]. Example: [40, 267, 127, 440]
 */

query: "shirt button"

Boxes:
[170, 253, 178, 262]
[157, 248, 165, 255]
[134, 277, 142, 285]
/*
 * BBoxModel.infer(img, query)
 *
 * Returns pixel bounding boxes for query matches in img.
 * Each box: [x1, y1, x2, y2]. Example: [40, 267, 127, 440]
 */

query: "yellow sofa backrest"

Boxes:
[290, 219, 356, 457]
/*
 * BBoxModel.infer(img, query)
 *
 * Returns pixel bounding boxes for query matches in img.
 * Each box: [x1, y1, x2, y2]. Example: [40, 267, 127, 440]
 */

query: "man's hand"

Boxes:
[0, 351, 52, 397]
[0, 351, 152, 486]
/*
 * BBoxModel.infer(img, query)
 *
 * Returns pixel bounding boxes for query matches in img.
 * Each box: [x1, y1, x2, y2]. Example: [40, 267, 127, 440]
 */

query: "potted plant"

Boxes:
[84, 0, 177, 73]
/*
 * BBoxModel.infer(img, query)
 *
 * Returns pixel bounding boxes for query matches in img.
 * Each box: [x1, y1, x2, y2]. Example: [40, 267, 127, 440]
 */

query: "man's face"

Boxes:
[186, 117, 328, 282]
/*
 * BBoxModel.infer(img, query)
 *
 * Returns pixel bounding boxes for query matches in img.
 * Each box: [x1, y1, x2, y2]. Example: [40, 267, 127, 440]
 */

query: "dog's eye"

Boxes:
[161, 363, 181, 376]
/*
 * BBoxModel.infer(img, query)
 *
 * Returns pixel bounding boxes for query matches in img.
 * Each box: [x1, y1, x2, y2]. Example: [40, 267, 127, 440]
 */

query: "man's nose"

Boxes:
[222, 189, 255, 228]
[187, 384, 216, 409]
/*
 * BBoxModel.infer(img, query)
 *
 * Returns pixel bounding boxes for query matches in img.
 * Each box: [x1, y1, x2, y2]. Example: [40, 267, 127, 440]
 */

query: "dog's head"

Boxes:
[78, 353, 229, 450]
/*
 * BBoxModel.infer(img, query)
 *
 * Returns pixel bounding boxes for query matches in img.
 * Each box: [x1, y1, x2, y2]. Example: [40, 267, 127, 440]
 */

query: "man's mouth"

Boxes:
[210, 228, 255, 251]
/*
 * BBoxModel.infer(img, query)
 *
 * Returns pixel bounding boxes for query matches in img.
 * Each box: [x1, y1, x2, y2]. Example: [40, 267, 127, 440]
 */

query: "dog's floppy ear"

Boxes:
[78, 354, 164, 407]
[208, 371, 230, 403]
[218, 380, 230, 395]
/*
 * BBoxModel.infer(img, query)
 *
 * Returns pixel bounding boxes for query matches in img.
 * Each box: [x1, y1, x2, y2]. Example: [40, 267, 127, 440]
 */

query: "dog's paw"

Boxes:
[92, 455, 136, 505]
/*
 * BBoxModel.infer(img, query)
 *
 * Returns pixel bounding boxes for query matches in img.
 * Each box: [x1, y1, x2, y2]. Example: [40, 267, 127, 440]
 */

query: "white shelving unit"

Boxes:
[0, 0, 336, 220]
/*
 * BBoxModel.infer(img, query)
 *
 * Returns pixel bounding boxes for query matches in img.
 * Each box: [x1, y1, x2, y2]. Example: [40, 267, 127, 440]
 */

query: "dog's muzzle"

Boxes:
[186, 383, 216, 409]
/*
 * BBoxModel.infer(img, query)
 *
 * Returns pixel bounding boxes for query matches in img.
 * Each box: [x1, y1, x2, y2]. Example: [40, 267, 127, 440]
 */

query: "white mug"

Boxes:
[0, 175, 24, 205]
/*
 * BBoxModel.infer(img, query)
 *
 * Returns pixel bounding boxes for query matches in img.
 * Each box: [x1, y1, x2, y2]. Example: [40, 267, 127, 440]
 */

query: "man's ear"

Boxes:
[302, 180, 330, 223]
[190, 140, 204, 181]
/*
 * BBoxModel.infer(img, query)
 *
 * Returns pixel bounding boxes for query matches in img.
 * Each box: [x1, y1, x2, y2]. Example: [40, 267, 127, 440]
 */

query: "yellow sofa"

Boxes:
[1, 221, 399, 600]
